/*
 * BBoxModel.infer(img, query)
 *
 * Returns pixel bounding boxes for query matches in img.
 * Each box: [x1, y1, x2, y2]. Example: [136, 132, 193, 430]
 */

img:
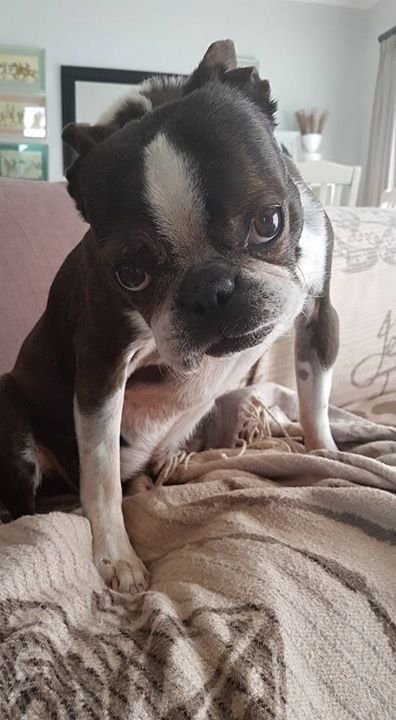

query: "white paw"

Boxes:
[149, 447, 171, 476]
[94, 539, 150, 594]
[150, 449, 192, 485]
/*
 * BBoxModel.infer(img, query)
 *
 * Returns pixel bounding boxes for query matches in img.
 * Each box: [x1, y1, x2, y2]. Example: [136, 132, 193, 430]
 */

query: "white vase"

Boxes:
[301, 133, 322, 161]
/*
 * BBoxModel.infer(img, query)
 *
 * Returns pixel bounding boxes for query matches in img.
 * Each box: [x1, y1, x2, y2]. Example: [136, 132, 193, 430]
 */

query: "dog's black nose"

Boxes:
[179, 263, 236, 316]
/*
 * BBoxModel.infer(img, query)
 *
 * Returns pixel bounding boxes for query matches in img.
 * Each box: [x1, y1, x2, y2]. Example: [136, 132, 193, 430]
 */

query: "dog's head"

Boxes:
[63, 40, 306, 370]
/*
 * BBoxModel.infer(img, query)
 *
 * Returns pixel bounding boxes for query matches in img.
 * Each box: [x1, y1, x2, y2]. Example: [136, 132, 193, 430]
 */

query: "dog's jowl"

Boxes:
[0, 40, 338, 593]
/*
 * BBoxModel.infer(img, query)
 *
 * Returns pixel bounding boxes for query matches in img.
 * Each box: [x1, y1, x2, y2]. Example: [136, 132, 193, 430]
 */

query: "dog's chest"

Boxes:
[120, 345, 264, 476]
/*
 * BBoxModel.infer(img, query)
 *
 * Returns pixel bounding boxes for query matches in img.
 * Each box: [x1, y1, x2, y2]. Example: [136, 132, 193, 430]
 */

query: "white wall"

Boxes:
[1, 0, 370, 180]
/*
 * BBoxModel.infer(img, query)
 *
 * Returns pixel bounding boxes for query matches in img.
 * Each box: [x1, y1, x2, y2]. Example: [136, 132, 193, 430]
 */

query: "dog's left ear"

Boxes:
[224, 66, 277, 126]
[62, 122, 116, 157]
[62, 123, 116, 220]
[183, 39, 237, 93]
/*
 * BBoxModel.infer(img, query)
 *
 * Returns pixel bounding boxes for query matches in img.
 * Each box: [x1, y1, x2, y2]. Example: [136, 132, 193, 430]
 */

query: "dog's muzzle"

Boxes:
[179, 261, 236, 316]
[178, 261, 272, 356]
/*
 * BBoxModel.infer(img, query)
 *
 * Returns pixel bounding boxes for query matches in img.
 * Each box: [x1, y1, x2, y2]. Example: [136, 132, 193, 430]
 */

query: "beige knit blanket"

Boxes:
[0, 384, 395, 719]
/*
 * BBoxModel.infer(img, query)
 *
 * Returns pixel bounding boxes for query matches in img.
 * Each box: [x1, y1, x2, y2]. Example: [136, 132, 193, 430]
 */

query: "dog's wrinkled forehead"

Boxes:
[62, 39, 286, 243]
[74, 88, 285, 248]
[141, 94, 284, 252]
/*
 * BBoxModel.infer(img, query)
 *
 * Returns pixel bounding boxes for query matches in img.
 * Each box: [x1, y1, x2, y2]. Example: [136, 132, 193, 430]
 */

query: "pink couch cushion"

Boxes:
[0, 179, 86, 374]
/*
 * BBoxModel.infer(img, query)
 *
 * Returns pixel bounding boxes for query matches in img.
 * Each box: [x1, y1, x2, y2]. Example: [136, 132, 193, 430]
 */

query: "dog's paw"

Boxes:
[150, 449, 193, 485]
[94, 540, 150, 594]
[98, 555, 149, 594]
[127, 473, 155, 495]
[149, 447, 172, 477]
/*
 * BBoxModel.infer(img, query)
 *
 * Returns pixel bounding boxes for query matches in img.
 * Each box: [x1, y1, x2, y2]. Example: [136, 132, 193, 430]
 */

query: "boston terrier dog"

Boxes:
[0, 41, 338, 593]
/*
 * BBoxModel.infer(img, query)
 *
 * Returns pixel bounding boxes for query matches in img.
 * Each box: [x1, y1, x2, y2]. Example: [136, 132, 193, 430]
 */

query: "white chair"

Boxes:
[296, 161, 362, 207]
[381, 188, 396, 208]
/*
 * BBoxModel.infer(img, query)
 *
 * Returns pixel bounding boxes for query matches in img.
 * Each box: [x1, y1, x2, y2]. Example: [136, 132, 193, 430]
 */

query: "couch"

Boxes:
[0, 178, 395, 720]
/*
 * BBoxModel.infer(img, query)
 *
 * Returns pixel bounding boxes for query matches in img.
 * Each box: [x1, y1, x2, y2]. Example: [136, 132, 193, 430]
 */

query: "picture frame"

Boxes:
[0, 46, 45, 93]
[61, 65, 173, 172]
[0, 143, 48, 181]
[0, 94, 46, 138]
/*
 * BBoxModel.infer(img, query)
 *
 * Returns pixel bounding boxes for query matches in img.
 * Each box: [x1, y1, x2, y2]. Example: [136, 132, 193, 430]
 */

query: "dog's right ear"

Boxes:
[62, 122, 116, 220]
[223, 67, 278, 126]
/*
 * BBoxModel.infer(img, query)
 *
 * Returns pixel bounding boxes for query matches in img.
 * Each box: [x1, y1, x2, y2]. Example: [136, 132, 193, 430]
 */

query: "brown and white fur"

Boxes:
[0, 41, 338, 593]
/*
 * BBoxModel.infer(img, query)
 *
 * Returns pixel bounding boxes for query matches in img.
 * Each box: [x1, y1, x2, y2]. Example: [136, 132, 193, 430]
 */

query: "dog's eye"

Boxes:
[115, 264, 151, 292]
[247, 207, 283, 245]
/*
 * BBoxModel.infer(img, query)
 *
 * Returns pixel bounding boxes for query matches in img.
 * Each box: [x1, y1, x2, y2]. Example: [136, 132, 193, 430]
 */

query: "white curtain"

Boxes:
[363, 30, 396, 206]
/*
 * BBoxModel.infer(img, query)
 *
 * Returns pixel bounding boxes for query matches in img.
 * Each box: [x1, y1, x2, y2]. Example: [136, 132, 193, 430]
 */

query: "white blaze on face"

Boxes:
[143, 132, 206, 253]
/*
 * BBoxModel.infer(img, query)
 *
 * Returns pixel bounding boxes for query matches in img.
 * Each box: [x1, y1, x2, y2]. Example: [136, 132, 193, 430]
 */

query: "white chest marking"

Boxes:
[120, 343, 267, 479]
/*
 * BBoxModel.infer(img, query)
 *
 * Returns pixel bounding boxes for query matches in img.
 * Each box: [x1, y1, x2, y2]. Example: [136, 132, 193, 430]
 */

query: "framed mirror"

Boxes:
[61, 65, 168, 172]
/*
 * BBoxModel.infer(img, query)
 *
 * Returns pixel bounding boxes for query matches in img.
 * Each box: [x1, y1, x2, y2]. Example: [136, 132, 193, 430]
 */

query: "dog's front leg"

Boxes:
[295, 291, 339, 451]
[74, 364, 149, 594]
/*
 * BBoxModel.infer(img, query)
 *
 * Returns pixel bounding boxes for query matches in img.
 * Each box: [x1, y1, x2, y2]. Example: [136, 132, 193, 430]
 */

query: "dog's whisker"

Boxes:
[296, 263, 309, 292]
